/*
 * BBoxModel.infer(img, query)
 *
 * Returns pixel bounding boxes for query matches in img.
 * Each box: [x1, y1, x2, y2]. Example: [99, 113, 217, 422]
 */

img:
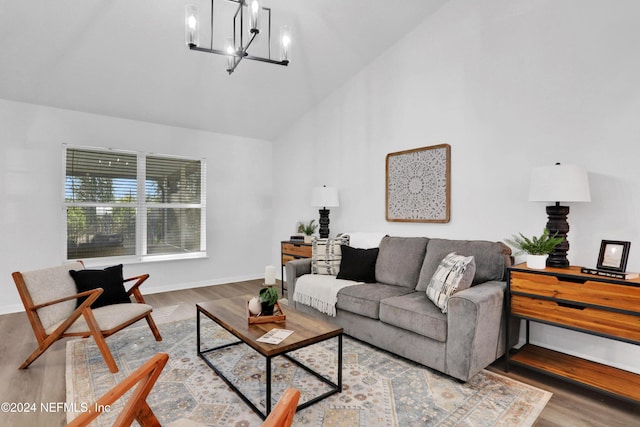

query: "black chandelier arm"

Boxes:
[210, 0, 214, 49]
[188, 45, 289, 66]
[243, 55, 288, 65]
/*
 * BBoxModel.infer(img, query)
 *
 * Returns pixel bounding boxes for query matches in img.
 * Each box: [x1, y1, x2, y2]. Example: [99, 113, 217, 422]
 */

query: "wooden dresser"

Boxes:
[280, 240, 312, 295]
[505, 264, 640, 403]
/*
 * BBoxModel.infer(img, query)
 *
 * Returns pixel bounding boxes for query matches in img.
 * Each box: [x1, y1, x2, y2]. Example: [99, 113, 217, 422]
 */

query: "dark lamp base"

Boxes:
[546, 204, 571, 268]
[318, 208, 331, 239]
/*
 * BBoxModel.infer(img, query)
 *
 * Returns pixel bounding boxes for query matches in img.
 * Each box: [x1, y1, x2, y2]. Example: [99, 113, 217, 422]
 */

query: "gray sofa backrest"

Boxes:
[416, 239, 512, 291]
[375, 236, 429, 288]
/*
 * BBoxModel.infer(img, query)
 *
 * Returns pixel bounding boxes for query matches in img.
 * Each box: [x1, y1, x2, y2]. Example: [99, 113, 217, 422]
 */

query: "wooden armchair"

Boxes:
[12, 261, 162, 373]
[263, 388, 300, 427]
[67, 352, 169, 427]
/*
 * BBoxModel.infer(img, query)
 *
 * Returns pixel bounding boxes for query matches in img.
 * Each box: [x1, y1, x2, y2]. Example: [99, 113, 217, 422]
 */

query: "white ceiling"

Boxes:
[0, 0, 448, 140]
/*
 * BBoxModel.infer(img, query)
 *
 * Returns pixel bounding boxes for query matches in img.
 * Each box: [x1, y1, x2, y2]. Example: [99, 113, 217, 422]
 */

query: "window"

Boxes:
[64, 145, 206, 261]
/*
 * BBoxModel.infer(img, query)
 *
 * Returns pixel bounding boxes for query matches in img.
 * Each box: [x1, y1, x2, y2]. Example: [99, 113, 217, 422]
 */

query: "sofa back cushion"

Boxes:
[416, 239, 511, 291]
[375, 236, 429, 288]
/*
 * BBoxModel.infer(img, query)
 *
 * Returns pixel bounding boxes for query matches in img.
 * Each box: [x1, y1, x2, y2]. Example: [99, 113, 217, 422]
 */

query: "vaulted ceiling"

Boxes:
[0, 0, 448, 140]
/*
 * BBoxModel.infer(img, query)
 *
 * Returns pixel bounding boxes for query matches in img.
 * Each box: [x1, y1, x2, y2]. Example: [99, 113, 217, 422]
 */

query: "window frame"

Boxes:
[62, 144, 207, 265]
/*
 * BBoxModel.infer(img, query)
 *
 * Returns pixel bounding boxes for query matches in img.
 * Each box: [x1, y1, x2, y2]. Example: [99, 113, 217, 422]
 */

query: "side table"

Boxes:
[280, 240, 312, 296]
[505, 263, 640, 403]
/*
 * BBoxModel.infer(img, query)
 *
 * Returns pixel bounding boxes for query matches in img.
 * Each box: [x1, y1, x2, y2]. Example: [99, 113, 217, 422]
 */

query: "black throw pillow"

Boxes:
[337, 245, 379, 283]
[70, 264, 130, 309]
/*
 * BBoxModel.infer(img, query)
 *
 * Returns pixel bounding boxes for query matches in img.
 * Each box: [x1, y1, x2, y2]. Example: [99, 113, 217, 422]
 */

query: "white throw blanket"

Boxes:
[292, 274, 361, 317]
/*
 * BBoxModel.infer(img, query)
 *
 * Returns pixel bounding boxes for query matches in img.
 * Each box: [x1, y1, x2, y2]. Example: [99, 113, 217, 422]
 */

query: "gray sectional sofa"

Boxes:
[286, 236, 518, 382]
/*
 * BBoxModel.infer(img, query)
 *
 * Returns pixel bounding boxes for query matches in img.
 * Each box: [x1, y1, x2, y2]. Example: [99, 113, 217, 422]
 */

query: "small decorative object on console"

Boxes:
[596, 240, 631, 272]
[580, 267, 639, 280]
[299, 219, 318, 243]
[505, 229, 564, 269]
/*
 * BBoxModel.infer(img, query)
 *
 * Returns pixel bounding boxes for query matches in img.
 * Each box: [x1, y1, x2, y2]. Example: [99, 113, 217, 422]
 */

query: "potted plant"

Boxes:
[505, 229, 564, 269]
[299, 219, 318, 243]
[259, 286, 279, 315]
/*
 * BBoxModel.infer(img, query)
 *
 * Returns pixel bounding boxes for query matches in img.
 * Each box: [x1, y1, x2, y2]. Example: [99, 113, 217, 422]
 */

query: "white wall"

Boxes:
[272, 0, 640, 373]
[0, 98, 273, 313]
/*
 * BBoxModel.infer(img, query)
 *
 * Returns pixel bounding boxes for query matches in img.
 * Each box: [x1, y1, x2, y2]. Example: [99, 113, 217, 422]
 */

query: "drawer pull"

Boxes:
[557, 302, 586, 310]
[560, 276, 587, 284]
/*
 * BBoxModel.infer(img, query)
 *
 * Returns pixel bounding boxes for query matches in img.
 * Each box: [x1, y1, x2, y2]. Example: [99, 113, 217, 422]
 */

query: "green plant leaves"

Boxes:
[505, 229, 564, 255]
[259, 286, 279, 305]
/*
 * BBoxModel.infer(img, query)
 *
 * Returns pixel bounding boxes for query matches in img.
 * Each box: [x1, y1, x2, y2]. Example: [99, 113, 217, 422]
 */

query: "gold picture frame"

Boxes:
[386, 144, 451, 223]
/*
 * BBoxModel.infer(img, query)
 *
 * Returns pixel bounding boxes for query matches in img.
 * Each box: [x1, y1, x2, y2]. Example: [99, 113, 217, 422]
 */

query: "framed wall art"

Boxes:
[596, 240, 631, 272]
[386, 144, 451, 223]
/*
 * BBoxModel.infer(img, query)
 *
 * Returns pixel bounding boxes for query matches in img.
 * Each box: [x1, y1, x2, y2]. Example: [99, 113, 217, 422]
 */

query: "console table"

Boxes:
[505, 264, 640, 403]
[280, 240, 312, 295]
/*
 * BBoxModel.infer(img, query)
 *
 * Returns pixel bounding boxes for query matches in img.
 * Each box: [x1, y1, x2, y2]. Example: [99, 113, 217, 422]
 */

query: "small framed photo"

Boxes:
[597, 240, 631, 272]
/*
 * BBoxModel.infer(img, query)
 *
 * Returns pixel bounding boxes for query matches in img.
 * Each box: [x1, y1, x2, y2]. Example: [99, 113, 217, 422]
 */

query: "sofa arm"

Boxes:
[284, 258, 311, 297]
[445, 280, 510, 381]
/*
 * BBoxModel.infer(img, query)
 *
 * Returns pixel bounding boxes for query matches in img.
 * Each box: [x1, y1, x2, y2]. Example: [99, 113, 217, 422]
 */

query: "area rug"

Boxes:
[66, 315, 551, 426]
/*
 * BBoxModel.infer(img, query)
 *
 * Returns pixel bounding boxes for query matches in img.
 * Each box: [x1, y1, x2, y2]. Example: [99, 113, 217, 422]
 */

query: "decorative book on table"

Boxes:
[256, 328, 294, 344]
[580, 267, 639, 280]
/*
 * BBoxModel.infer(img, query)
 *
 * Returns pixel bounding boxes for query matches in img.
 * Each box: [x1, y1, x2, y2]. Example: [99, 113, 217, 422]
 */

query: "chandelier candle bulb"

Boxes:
[280, 25, 291, 62]
[265, 265, 276, 285]
[225, 37, 235, 70]
[249, 0, 260, 33]
[184, 4, 199, 46]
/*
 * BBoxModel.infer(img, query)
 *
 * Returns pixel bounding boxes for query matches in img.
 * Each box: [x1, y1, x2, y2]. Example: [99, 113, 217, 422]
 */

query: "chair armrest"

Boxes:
[445, 281, 507, 381]
[285, 259, 312, 297]
[66, 352, 169, 427]
[45, 289, 104, 338]
[31, 288, 103, 311]
[124, 274, 150, 303]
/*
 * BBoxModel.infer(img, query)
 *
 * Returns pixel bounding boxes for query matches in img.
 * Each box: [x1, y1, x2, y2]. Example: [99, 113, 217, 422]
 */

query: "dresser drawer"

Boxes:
[510, 271, 640, 314]
[282, 243, 312, 257]
[511, 294, 640, 342]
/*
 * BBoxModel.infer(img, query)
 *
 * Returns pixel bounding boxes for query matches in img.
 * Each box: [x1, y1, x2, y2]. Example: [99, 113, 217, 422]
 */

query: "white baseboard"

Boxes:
[0, 274, 265, 316]
[0, 303, 27, 315]
[141, 274, 264, 295]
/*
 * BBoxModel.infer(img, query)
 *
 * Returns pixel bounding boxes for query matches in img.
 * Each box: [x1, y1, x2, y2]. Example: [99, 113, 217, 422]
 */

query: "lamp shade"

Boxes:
[528, 164, 591, 203]
[311, 186, 339, 208]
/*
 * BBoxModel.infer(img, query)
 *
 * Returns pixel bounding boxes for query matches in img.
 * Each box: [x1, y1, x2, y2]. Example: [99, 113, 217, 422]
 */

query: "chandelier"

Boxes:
[185, 0, 291, 75]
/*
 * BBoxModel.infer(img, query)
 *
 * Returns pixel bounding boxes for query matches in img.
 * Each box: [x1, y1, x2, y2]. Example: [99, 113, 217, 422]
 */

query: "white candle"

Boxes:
[265, 265, 276, 285]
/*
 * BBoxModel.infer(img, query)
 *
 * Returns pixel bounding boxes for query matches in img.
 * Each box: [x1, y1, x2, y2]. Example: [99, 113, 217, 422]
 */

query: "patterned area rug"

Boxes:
[66, 313, 551, 426]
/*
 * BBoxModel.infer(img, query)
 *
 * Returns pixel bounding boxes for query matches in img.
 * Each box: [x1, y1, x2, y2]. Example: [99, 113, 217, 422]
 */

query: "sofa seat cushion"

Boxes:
[336, 283, 413, 319]
[379, 292, 447, 342]
[375, 236, 429, 288]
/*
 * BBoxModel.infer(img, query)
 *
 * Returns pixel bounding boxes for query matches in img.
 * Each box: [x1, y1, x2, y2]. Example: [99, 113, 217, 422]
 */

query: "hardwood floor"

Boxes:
[0, 280, 637, 426]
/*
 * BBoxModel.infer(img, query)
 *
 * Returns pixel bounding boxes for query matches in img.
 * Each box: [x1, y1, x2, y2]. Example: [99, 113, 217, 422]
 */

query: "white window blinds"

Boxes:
[65, 146, 205, 261]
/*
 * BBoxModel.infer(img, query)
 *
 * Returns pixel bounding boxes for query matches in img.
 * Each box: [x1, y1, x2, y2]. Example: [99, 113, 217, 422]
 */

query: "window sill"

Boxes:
[75, 252, 208, 268]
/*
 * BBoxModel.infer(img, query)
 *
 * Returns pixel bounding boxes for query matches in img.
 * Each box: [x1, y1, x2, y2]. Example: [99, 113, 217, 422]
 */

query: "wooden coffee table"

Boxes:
[196, 295, 343, 419]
